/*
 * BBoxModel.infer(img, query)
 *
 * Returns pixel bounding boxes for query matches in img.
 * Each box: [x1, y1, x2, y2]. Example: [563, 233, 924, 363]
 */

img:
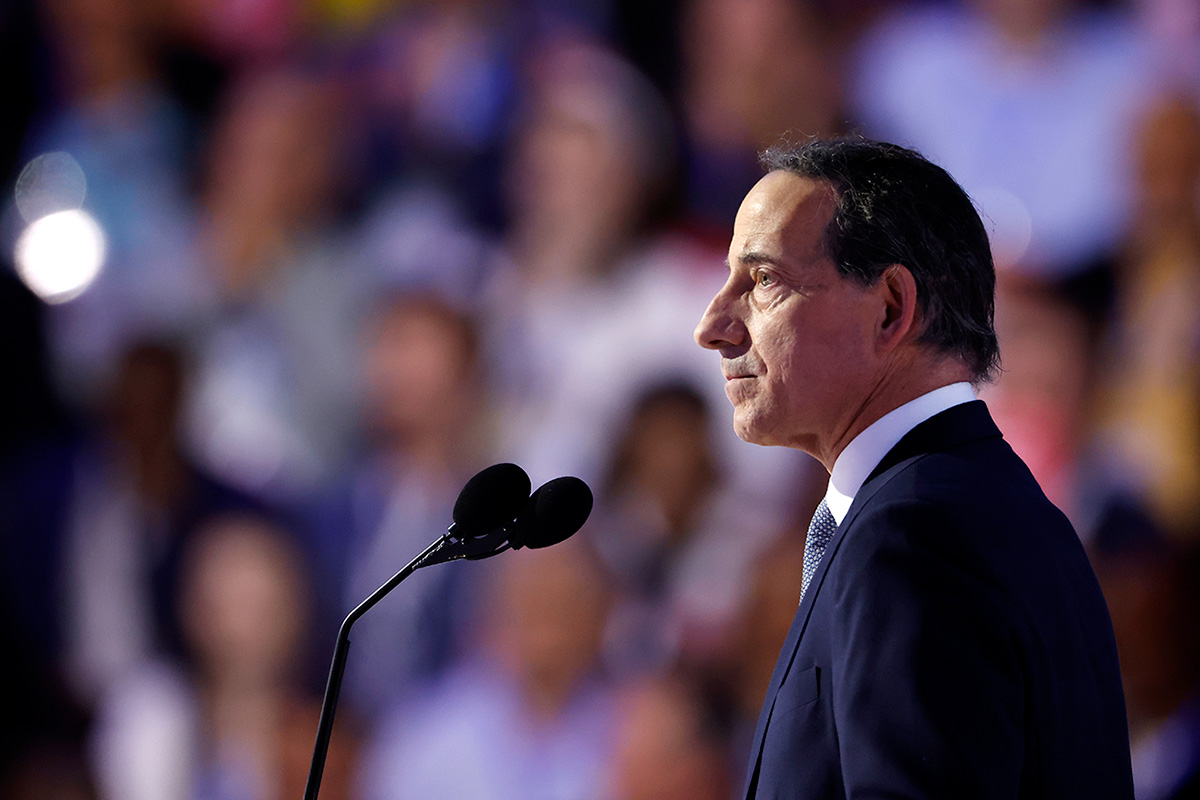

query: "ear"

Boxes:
[875, 264, 919, 351]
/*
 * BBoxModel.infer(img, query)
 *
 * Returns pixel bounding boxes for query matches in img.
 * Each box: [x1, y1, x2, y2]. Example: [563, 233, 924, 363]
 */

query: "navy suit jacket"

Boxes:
[745, 401, 1133, 799]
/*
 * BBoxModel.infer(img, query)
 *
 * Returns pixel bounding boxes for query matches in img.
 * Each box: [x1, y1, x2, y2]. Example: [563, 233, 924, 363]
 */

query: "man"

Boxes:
[694, 138, 1133, 798]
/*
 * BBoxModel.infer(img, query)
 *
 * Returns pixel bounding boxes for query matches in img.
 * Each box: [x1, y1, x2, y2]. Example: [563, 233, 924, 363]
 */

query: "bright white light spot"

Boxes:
[14, 210, 107, 304]
[14, 152, 87, 223]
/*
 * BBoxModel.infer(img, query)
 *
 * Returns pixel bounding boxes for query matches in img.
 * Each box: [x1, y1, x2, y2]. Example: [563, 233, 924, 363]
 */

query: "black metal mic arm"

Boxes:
[301, 522, 512, 800]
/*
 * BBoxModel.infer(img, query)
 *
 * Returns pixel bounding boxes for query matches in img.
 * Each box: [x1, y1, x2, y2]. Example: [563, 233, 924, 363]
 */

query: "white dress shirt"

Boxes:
[825, 383, 977, 525]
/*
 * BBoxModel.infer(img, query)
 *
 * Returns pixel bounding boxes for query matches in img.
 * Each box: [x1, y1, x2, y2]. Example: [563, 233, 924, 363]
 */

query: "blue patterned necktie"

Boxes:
[800, 499, 837, 602]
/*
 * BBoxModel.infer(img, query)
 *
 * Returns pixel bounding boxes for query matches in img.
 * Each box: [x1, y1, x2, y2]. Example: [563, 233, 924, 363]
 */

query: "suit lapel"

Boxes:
[742, 401, 1003, 798]
[741, 474, 900, 799]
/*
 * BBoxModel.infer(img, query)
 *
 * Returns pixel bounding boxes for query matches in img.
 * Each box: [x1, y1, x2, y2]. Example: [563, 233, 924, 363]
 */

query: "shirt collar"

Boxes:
[824, 382, 976, 525]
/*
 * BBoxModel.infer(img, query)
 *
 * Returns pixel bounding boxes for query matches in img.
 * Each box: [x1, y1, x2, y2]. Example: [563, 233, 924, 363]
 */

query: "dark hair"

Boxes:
[760, 137, 1000, 382]
[602, 381, 717, 504]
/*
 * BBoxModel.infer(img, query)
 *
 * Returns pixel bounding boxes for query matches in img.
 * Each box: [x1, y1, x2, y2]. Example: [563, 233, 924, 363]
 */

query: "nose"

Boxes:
[694, 282, 745, 351]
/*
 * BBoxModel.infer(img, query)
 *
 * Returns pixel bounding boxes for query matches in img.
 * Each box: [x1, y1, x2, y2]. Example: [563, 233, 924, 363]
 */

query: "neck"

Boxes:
[815, 354, 972, 472]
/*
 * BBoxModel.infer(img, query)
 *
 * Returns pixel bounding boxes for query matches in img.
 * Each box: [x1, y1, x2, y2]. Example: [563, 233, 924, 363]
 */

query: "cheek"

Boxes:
[763, 320, 862, 410]
[762, 327, 818, 397]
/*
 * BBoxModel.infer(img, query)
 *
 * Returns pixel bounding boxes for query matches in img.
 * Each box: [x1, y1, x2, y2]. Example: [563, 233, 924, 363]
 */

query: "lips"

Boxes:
[722, 365, 757, 381]
[723, 371, 757, 406]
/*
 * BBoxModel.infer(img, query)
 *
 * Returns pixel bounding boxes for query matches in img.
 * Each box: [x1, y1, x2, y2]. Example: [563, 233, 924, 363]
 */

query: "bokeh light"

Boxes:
[14, 151, 88, 222]
[14, 209, 107, 304]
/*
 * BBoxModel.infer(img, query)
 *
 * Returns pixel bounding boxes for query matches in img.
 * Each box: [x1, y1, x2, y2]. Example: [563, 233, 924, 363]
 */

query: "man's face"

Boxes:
[694, 171, 882, 460]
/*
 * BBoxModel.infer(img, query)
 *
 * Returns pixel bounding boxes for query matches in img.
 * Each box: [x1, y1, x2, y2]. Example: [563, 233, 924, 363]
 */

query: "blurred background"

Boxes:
[1, 0, 1199, 797]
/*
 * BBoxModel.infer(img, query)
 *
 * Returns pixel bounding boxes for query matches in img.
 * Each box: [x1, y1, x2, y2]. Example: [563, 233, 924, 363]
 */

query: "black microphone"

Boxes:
[451, 462, 531, 535]
[510, 476, 594, 549]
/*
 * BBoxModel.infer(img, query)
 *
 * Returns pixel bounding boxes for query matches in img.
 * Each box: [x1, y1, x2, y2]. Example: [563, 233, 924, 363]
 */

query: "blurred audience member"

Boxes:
[307, 292, 491, 717]
[89, 513, 358, 800]
[1093, 92, 1200, 535]
[984, 278, 1099, 527]
[186, 67, 364, 499]
[605, 674, 732, 800]
[679, 0, 845, 230]
[851, 0, 1152, 278]
[498, 39, 676, 293]
[360, 540, 616, 800]
[60, 339, 257, 704]
[591, 383, 780, 675]
[1091, 499, 1200, 800]
[487, 38, 690, 479]
[32, 0, 207, 397]
[346, 4, 511, 301]
[354, 0, 523, 229]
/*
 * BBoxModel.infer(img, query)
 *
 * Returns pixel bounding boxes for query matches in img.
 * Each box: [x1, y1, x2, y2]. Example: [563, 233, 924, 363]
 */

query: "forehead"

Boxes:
[730, 171, 838, 268]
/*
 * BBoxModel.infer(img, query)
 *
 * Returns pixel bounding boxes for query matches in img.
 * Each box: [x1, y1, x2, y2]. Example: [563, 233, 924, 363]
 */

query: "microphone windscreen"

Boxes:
[452, 463, 531, 534]
[513, 476, 593, 549]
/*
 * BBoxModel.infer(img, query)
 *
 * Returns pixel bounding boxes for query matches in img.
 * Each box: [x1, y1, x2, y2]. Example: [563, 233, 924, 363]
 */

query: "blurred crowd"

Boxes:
[1, 0, 1199, 798]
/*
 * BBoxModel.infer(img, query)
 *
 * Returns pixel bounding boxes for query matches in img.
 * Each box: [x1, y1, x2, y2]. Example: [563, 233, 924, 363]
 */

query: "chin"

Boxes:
[733, 413, 776, 447]
[734, 408, 808, 451]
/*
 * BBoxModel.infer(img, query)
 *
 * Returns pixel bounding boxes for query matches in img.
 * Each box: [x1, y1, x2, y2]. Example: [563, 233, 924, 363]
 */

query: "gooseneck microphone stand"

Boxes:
[301, 524, 514, 800]
[301, 464, 592, 800]
[302, 537, 436, 800]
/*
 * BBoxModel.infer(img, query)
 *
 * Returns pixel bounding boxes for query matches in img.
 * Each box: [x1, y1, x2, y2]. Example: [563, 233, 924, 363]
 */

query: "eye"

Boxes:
[754, 270, 776, 288]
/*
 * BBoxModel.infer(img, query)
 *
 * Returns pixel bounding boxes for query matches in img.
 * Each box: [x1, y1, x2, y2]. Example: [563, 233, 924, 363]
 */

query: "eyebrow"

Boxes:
[738, 251, 782, 267]
[724, 251, 782, 267]
[725, 251, 785, 272]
